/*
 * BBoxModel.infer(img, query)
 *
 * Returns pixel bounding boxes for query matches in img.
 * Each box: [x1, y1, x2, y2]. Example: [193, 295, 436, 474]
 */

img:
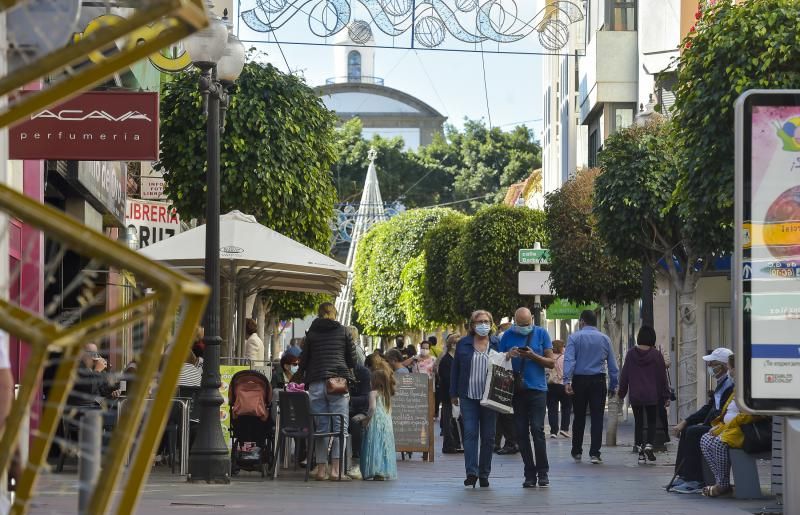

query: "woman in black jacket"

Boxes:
[297, 302, 357, 481]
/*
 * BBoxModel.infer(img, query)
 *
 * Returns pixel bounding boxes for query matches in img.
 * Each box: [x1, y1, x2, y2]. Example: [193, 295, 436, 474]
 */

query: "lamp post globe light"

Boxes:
[185, 2, 245, 483]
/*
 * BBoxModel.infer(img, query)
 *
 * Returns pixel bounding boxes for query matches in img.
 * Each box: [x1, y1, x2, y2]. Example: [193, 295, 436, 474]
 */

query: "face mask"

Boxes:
[475, 323, 491, 337]
[420, 349, 430, 357]
[709, 364, 725, 378]
[290, 365, 298, 374]
[513, 323, 533, 336]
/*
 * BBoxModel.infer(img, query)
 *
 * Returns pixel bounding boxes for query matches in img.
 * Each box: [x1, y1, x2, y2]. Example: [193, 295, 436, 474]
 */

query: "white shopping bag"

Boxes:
[480, 351, 514, 415]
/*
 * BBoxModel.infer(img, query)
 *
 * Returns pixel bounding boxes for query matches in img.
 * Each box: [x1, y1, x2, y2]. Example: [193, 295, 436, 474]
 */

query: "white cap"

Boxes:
[702, 347, 733, 363]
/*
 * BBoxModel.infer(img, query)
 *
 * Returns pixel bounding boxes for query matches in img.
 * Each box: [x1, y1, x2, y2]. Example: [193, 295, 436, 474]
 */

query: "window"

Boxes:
[608, 0, 636, 31]
[705, 303, 732, 354]
[588, 129, 599, 167]
[612, 105, 634, 132]
[347, 51, 361, 82]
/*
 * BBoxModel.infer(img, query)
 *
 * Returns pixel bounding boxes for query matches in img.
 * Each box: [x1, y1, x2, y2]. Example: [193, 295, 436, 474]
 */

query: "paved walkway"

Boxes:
[28, 419, 779, 514]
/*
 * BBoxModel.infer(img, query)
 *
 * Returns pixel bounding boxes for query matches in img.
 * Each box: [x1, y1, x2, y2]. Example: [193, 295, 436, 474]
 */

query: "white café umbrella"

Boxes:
[140, 211, 349, 353]
[140, 210, 348, 294]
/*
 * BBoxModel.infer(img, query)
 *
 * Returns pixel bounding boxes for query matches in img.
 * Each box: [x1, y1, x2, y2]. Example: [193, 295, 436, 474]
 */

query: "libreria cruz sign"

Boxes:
[9, 91, 159, 161]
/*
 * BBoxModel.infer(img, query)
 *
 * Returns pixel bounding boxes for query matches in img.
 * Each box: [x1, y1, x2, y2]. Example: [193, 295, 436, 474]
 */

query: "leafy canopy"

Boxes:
[459, 205, 548, 320]
[595, 122, 683, 266]
[544, 168, 641, 306]
[353, 208, 456, 334]
[672, 0, 800, 256]
[421, 212, 470, 325]
[156, 58, 339, 317]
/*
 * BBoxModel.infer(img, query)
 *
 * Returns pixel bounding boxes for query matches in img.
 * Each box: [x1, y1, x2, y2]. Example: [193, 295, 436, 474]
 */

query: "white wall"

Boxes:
[693, 275, 732, 402]
[637, 0, 681, 108]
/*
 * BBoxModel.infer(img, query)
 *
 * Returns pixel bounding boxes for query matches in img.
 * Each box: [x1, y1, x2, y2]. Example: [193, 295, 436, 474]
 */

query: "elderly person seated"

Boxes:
[699, 354, 766, 497]
[668, 347, 734, 494]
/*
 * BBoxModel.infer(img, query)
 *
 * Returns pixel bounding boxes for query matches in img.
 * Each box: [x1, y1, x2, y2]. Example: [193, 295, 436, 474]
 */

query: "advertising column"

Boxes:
[735, 90, 800, 511]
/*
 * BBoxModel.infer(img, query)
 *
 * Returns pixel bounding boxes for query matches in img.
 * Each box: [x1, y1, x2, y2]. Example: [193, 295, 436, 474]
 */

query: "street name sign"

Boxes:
[734, 90, 800, 414]
[519, 248, 550, 264]
[518, 271, 551, 295]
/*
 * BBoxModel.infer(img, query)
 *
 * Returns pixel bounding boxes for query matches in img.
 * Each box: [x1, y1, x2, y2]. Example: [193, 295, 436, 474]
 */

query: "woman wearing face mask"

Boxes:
[272, 353, 300, 389]
[450, 310, 500, 488]
[413, 341, 436, 378]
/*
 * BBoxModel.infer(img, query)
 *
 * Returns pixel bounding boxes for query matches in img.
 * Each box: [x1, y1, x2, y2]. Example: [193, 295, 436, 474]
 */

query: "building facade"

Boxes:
[315, 22, 446, 150]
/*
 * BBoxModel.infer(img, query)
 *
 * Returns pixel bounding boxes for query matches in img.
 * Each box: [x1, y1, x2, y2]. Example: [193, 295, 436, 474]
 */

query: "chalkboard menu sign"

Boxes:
[392, 373, 434, 461]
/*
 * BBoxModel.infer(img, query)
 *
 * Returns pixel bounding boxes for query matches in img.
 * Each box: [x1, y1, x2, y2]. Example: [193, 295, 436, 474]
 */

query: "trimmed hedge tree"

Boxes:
[421, 212, 470, 326]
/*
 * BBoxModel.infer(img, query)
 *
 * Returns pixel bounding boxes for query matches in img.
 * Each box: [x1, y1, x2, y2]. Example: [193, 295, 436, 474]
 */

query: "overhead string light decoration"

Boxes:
[239, 0, 585, 54]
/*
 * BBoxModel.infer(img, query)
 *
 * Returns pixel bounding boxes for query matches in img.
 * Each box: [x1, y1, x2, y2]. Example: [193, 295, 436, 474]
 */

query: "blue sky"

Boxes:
[233, 1, 547, 140]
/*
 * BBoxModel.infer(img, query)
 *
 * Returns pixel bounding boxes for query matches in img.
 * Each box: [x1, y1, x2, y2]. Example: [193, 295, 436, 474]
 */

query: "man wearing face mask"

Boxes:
[499, 307, 555, 488]
[668, 347, 734, 494]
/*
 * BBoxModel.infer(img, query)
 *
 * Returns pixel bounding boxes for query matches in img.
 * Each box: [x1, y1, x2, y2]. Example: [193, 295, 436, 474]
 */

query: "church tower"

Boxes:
[333, 20, 377, 84]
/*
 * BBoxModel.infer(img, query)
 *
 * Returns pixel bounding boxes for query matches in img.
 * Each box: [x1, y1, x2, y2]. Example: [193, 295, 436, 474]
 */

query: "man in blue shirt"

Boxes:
[563, 310, 619, 464]
[499, 307, 555, 488]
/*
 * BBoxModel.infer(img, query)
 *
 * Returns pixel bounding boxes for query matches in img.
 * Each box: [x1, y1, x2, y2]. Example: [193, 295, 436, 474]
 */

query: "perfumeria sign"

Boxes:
[9, 91, 159, 161]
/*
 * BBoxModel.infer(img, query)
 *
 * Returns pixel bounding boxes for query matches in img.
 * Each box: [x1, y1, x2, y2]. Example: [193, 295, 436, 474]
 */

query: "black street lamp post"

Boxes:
[184, 4, 245, 483]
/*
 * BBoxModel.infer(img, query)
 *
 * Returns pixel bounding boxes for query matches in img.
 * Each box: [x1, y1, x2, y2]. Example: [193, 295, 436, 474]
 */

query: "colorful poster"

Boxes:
[744, 103, 800, 401]
[219, 365, 249, 449]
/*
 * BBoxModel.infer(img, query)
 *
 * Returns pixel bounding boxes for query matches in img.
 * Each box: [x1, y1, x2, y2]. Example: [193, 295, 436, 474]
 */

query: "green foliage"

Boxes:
[332, 119, 453, 207]
[353, 208, 456, 334]
[156, 58, 339, 317]
[544, 168, 641, 306]
[421, 212, 470, 325]
[420, 120, 542, 212]
[459, 205, 548, 320]
[595, 122, 683, 266]
[398, 254, 430, 330]
[332, 119, 541, 213]
[672, 0, 800, 255]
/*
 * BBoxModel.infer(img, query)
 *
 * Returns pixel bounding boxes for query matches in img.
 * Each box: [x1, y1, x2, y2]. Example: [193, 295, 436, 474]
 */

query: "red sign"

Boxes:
[9, 91, 159, 161]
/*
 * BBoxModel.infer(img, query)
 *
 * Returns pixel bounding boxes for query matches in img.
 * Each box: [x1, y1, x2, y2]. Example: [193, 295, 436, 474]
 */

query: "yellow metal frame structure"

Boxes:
[0, 0, 208, 129]
[0, 184, 210, 515]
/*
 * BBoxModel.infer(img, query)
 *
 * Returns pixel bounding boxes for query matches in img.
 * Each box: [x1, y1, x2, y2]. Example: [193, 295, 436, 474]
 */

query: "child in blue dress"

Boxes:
[360, 362, 398, 480]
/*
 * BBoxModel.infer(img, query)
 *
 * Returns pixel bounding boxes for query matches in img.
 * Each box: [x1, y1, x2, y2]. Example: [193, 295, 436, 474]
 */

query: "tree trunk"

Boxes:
[604, 300, 625, 446]
[641, 261, 654, 327]
[268, 316, 281, 363]
[676, 275, 700, 420]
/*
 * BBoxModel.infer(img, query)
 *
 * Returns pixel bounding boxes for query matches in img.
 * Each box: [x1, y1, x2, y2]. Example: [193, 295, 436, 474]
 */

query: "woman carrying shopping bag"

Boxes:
[450, 310, 500, 488]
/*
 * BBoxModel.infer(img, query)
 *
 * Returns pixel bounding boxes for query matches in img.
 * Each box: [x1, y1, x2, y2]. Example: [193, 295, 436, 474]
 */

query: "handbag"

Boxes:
[326, 376, 348, 395]
[513, 332, 534, 394]
[666, 368, 677, 401]
[741, 418, 772, 453]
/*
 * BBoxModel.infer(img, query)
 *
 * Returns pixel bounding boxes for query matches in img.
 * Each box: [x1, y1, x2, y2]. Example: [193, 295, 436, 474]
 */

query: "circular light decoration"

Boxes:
[414, 16, 446, 48]
[382, 0, 414, 17]
[538, 18, 569, 51]
[256, 0, 287, 14]
[348, 19, 373, 45]
[455, 0, 478, 12]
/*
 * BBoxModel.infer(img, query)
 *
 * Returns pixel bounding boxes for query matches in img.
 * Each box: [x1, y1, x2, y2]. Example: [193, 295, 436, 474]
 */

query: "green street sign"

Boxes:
[546, 298, 598, 320]
[519, 248, 550, 264]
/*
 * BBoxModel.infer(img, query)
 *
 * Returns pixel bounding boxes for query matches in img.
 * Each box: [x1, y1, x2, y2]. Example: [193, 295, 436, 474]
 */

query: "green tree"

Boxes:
[421, 212, 470, 325]
[545, 167, 641, 444]
[673, 0, 800, 256]
[331, 119, 453, 208]
[458, 205, 548, 320]
[398, 254, 430, 330]
[353, 208, 456, 335]
[594, 121, 703, 418]
[156, 59, 339, 333]
[421, 120, 542, 212]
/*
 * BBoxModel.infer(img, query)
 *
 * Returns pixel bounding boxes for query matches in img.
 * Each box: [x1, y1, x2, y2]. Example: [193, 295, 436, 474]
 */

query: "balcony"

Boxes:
[578, 30, 638, 124]
[325, 76, 385, 86]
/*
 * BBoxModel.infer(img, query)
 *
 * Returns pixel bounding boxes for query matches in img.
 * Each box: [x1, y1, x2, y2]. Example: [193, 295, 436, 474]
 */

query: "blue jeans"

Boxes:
[460, 397, 497, 479]
[513, 389, 549, 480]
[308, 381, 349, 463]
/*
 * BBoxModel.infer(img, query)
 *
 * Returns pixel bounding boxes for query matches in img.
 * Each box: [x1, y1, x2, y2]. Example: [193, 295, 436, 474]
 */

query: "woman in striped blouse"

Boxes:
[450, 310, 499, 488]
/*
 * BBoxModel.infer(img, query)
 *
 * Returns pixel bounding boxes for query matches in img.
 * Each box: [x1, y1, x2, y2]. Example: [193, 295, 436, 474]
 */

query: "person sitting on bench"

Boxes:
[669, 347, 733, 494]
[699, 354, 766, 497]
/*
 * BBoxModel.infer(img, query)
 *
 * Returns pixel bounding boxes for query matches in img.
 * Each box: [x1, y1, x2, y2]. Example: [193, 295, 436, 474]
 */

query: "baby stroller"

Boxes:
[229, 370, 274, 477]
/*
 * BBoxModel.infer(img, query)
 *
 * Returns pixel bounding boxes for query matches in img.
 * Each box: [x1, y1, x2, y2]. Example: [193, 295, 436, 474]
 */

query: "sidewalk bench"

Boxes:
[730, 449, 770, 499]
